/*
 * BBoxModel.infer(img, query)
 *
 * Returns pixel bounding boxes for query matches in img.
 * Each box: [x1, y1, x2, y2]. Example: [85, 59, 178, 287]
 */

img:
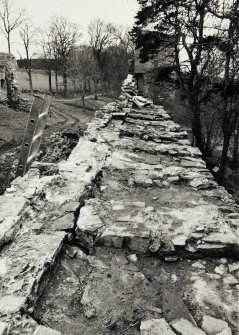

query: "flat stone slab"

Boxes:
[170, 318, 206, 335]
[0, 322, 9, 335]
[201, 316, 232, 335]
[140, 318, 176, 335]
[0, 231, 65, 321]
[34, 326, 62, 335]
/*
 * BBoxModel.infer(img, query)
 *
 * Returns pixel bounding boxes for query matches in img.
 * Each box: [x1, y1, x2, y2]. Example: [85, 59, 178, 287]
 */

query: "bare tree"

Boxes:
[19, 22, 37, 94]
[68, 45, 97, 110]
[39, 29, 56, 92]
[88, 18, 115, 99]
[49, 16, 81, 96]
[0, 0, 25, 53]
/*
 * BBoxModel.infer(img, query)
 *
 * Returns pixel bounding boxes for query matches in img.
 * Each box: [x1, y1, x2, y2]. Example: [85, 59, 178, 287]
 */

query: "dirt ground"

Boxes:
[0, 95, 112, 194]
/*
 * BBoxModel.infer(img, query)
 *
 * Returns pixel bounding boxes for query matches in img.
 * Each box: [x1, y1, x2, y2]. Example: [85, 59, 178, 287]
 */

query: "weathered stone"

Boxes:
[140, 318, 176, 335]
[228, 262, 239, 273]
[171, 318, 206, 335]
[76, 205, 104, 234]
[0, 322, 9, 335]
[214, 264, 227, 275]
[61, 201, 79, 212]
[34, 326, 61, 335]
[52, 213, 75, 231]
[0, 295, 25, 314]
[172, 236, 186, 247]
[201, 316, 232, 335]
[203, 232, 237, 245]
[192, 261, 206, 269]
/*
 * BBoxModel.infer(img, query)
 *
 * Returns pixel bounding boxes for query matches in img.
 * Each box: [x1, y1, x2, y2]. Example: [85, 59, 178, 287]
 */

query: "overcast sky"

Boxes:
[0, 0, 139, 57]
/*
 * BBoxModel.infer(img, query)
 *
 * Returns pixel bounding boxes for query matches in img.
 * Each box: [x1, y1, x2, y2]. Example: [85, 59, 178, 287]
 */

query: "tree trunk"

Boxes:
[48, 70, 52, 92]
[7, 32, 11, 54]
[189, 95, 205, 154]
[94, 82, 98, 100]
[232, 128, 239, 169]
[63, 71, 67, 97]
[219, 131, 231, 183]
[82, 93, 86, 112]
[28, 68, 33, 95]
[55, 70, 58, 94]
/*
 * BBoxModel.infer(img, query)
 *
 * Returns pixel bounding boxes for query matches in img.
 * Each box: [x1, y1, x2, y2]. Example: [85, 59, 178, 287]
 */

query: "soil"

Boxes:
[33, 245, 239, 335]
[0, 95, 112, 194]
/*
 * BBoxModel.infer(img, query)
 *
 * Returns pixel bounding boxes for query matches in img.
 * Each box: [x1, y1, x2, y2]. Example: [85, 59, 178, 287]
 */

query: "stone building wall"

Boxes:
[134, 47, 176, 107]
[0, 52, 19, 107]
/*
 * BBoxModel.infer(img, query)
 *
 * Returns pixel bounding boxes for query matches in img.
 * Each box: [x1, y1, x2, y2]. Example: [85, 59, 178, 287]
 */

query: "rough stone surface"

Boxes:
[0, 322, 9, 335]
[201, 316, 232, 335]
[171, 318, 206, 335]
[140, 318, 176, 335]
[34, 326, 62, 335]
[0, 78, 239, 334]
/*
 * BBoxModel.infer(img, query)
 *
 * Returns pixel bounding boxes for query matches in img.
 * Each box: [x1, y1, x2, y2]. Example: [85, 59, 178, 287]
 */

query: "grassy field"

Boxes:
[16, 68, 67, 92]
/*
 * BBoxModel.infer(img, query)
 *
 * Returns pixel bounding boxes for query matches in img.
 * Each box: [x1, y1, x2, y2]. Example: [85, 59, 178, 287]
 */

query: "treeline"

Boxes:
[0, 0, 133, 98]
[132, 0, 239, 184]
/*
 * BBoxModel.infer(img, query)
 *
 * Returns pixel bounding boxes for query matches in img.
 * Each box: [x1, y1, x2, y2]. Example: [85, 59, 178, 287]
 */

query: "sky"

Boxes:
[0, 0, 139, 58]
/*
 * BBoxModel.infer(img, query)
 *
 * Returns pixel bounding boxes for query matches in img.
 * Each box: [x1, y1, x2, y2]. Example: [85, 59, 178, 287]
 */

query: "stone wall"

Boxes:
[134, 47, 176, 107]
[0, 80, 238, 334]
[0, 53, 19, 107]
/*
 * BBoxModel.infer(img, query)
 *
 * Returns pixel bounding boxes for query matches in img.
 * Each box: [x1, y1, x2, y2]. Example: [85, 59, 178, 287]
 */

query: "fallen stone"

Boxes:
[214, 264, 227, 275]
[61, 201, 79, 212]
[172, 236, 186, 247]
[201, 316, 232, 335]
[164, 256, 178, 262]
[0, 322, 9, 335]
[140, 318, 176, 335]
[52, 213, 75, 231]
[0, 295, 25, 314]
[34, 326, 62, 335]
[202, 232, 237, 245]
[171, 318, 206, 335]
[223, 275, 238, 286]
[127, 254, 138, 263]
[192, 261, 206, 269]
[228, 262, 239, 273]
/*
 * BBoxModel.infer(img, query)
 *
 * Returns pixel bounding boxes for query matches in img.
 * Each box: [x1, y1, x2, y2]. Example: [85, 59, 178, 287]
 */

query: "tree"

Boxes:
[68, 45, 97, 110]
[39, 29, 56, 92]
[131, 0, 217, 154]
[49, 16, 81, 96]
[0, 0, 25, 53]
[208, 0, 239, 178]
[19, 22, 37, 94]
[88, 18, 115, 99]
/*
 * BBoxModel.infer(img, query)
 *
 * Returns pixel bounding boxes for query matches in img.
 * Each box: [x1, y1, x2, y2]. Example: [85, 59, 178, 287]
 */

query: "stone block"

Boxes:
[0, 322, 9, 335]
[171, 318, 206, 335]
[102, 234, 123, 248]
[140, 318, 176, 335]
[201, 316, 232, 335]
[127, 237, 149, 253]
[52, 213, 75, 231]
[0, 295, 25, 314]
[34, 326, 62, 335]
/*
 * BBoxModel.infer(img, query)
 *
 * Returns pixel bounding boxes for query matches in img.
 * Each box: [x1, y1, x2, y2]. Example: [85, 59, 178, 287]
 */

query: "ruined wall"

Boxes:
[0, 53, 19, 107]
[0, 78, 238, 334]
[134, 47, 176, 106]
